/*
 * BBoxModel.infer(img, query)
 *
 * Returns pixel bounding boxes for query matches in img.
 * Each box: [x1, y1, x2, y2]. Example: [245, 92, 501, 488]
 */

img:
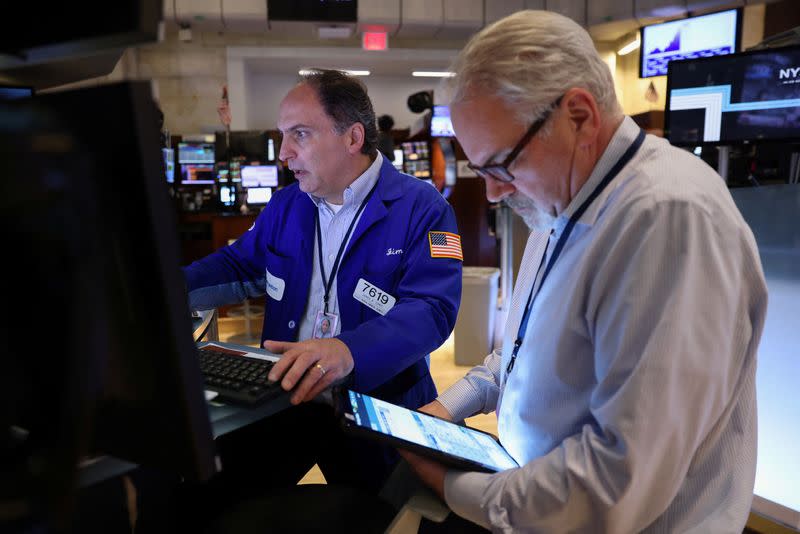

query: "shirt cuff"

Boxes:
[443, 470, 494, 530]
[436, 379, 485, 422]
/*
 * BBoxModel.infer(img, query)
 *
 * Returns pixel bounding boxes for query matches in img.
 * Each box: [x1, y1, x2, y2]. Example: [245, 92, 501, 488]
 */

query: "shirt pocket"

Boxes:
[357, 256, 404, 320]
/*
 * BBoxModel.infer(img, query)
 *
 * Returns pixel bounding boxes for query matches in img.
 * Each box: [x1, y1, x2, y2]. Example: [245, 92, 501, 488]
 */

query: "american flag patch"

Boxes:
[428, 231, 463, 260]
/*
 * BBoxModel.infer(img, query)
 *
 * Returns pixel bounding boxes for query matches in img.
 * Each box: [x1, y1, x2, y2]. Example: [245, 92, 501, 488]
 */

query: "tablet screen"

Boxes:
[345, 390, 518, 472]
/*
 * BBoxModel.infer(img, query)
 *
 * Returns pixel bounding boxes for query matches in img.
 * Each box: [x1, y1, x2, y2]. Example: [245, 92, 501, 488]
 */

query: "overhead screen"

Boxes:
[640, 9, 740, 78]
[665, 45, 800, 146]
[430, 105, 455, 137]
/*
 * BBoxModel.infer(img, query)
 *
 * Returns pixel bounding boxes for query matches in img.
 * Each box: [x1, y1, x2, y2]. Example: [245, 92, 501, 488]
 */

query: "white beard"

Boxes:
[505, 193, 556, 232]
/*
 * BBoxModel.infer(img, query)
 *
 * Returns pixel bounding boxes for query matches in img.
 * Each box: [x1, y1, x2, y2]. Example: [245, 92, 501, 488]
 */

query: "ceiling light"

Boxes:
[617, 36, 641, 56]
[412, 71, 455, 78]
[298, 69, 370, 76]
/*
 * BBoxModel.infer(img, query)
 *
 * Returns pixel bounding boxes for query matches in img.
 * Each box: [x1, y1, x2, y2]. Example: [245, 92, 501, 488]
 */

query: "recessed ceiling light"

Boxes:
[298, 69, 370, 76]
[412, 71, 456, 78]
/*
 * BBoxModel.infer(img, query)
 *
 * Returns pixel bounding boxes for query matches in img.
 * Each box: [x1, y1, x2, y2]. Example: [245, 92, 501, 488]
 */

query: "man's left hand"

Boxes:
[263, 338, 353, 404]
[398, 449, 448, 500]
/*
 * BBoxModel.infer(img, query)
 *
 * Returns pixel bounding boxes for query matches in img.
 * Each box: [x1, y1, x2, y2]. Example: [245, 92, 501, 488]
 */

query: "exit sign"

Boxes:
[362, 32, 388, 51]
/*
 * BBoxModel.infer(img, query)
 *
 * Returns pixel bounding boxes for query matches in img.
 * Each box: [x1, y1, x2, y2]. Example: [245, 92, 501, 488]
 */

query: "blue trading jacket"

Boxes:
[184, 157, 463, 409]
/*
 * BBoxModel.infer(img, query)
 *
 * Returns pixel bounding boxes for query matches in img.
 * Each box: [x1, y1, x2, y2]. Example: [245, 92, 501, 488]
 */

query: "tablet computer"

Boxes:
[337, 389, 519, 473]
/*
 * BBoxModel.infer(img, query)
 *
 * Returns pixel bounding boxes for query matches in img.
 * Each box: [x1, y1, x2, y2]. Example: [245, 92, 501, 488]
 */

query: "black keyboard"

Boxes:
[198, 346, 287, 406]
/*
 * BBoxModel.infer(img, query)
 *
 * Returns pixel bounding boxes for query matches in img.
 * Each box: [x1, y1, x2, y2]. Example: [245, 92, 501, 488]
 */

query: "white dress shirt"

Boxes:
[297, 152, 383, 341]
[437, 117, 768, 532]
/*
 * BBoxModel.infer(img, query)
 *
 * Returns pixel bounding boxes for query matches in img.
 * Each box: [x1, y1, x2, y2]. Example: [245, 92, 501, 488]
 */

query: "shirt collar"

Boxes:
[554, 116, 641, 233]
[309, 152, 383, 212]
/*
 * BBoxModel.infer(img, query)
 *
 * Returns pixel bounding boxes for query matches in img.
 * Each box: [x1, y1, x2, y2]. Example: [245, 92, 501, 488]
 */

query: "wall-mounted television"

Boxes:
[665, 45, 800, 146]
[430, 105, 456, 137]
[640, 8, 741, 78]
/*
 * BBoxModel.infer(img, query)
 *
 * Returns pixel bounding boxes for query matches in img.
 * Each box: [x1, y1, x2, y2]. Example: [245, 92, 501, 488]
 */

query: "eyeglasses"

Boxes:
[467, 96, 562, 183]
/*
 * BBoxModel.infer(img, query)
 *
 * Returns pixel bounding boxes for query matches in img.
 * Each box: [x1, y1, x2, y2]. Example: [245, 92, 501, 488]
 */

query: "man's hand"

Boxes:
[263, 338, 353, 404]
[418, 400, 454, 421]
[398, 449, 448, 500]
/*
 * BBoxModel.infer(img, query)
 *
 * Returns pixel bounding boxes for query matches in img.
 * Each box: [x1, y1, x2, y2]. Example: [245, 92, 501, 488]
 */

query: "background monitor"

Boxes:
[665, 45, 800, 146]
[391, 148, 404, 171]
[246, 187, 272, 205]
[219, 185, 235, 207]
[0, 81, 217, 529]
[430, 105, 456, 137]
[178, 142, 214, 164]
[215, 130, 270, 163]
[181, 163, 215, 185]
[640, 8, 741, 78]
[162, 147, 175, 183]
[241, 164, 279, 187]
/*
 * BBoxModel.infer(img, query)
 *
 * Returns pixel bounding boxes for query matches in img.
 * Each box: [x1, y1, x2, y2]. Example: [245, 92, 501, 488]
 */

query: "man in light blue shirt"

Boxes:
[403, 10, 768, 533]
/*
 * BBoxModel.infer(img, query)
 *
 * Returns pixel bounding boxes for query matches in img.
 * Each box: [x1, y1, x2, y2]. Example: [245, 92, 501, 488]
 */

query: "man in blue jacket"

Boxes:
[183, 69, 462, 494]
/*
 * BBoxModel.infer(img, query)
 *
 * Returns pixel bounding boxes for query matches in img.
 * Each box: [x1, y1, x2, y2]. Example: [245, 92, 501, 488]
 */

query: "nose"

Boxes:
[483, 177, 515, 203]
[278, 138, 294, 163]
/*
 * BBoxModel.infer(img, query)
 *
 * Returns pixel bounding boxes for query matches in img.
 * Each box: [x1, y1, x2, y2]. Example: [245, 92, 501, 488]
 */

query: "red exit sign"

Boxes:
[362, 32, 388, 51]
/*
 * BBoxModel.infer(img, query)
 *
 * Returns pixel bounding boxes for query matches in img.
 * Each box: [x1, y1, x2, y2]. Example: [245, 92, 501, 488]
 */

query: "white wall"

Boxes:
[243, 72, 445, 131]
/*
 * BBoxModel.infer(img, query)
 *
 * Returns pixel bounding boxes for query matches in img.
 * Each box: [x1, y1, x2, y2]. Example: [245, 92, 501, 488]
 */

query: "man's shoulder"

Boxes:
[380, 165, 448, 207]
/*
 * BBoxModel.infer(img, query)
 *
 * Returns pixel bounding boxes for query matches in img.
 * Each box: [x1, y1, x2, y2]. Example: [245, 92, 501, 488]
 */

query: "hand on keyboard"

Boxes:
[263, 338, 353, 405]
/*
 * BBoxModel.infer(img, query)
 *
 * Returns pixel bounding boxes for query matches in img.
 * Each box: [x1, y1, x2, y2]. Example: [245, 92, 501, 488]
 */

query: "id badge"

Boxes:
[353, 278, 396, 316]
[313, 310, 338, 339]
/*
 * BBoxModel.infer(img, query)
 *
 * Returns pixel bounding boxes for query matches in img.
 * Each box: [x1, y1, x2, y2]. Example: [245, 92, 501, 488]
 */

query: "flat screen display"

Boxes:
[430, 105, 456, 137]
[246, 187, 272, 205]
[162, 148, 174, 183]
[178, 142, 214, 164]
[640, 9, 740, 78]
[665, 45, 800, 146]
[343, 390, 518, 473]
[0, 85, 34, 99]
[180, 163, 215, 185]
[241, 165, 278, 187]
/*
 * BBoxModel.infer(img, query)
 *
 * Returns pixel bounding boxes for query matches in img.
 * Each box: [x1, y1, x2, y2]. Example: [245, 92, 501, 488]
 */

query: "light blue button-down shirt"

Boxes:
[296, 153, 383, 341]
[438, 117, 768, 532]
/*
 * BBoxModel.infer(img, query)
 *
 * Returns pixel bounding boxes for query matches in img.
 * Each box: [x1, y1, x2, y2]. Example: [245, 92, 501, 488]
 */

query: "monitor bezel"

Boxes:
[639, 7, 742, 80]
[664, 43, 800, 147]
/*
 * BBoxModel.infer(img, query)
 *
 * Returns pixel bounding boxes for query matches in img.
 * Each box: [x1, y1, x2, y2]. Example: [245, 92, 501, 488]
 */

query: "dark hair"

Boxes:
[300, 69, 378, 156]
[377, 114, 394, 132]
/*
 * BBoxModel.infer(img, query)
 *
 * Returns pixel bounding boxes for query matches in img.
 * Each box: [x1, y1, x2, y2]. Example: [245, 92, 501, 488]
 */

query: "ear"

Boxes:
[563, 88, 601, 148]
[346, 122, 366, 155]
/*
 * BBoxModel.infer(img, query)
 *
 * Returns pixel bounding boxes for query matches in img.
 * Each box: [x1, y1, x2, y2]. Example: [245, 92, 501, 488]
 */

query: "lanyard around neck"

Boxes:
[315, 182, 379, 313]
[506, 128, 646, 375]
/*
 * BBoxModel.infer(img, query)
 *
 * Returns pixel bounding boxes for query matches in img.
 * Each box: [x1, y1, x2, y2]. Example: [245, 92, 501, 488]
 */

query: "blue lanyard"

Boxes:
[506, 129, 645, 375]
[315, 181, 379, 313]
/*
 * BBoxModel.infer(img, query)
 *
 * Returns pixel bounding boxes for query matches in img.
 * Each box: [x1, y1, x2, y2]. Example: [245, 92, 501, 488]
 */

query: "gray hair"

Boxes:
[449, 10, 622, 127]
[300, 69, 378, 156]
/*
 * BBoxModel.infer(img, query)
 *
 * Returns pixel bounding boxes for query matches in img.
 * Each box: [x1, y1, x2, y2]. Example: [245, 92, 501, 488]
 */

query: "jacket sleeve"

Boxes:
[336, 195, 463, 393]
[183, 211, 270, 311]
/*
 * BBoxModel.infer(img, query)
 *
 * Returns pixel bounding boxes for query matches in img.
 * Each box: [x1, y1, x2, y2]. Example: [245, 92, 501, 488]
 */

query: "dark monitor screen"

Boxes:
[178, 142, 214, 164]
[640, 8, 741, 78]
[215, 130, 270, 163]
[181, 163, 215, 185]
[0, 82, 217, 527]
[665, 45, 800, 146]
[430, 105, 456, 137]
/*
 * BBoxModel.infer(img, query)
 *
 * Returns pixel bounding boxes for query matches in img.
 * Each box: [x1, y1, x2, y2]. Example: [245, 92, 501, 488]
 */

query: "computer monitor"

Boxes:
[215, 130, 270, 163]
[178, 141, 214, 164]
[180, 163, 215, 185]
[163, 147, 175, 183]
[246, 187, 272, 205]
[0, 82, 217, 528]
[640, 8, 741, 78]
[665, 45, 800, 146]
[219, 184, 236, 207]
[391, 148, 404, 171]
[241, 165, 279, 187]
[430, 105, 456, 137]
